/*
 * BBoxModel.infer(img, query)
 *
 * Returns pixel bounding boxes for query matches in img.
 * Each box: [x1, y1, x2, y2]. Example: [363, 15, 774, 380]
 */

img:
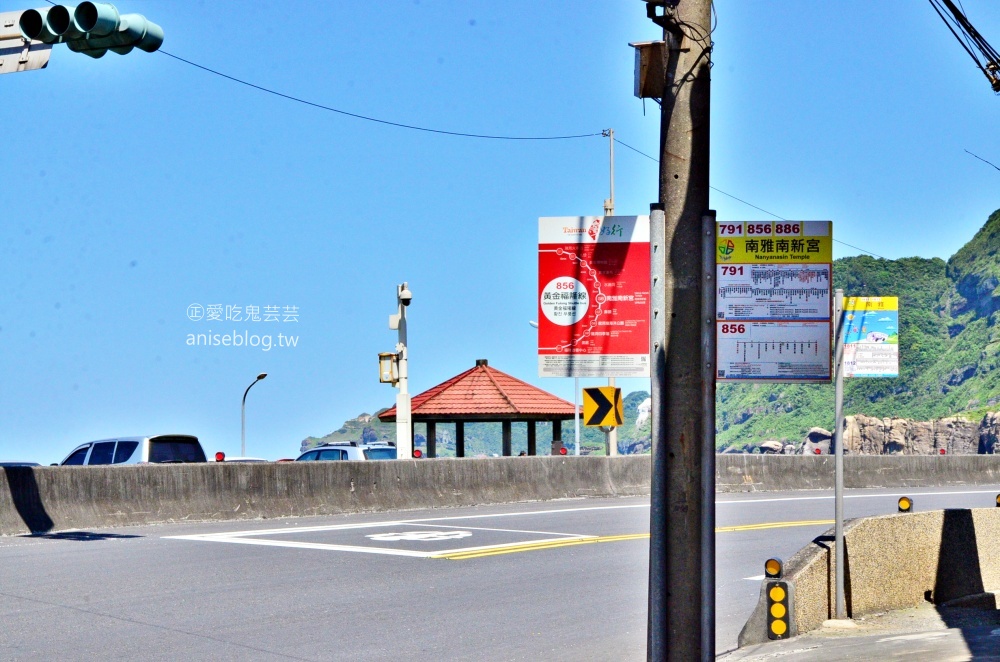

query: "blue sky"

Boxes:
[3, 1, 999, 463]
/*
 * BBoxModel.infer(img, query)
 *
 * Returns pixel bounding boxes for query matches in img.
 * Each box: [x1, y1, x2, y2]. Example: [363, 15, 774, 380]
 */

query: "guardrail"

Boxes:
[0, 456, 651, 535]
[5, 455, 1000, 535]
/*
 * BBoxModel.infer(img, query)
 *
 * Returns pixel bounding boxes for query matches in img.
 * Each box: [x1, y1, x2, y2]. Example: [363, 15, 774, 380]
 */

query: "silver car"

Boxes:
[59, 434, 207, 465]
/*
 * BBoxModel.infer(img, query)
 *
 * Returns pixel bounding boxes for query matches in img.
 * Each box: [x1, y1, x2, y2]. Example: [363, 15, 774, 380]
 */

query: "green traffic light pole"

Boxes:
[10, 1, 162, 72]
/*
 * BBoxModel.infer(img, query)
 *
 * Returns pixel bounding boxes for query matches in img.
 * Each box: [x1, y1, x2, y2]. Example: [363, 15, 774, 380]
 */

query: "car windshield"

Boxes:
[148, 436, 206, 463]
[363, 447, 397, 460]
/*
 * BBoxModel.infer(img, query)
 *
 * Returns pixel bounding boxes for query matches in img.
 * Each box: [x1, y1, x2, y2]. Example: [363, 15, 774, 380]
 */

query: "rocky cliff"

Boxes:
[729, 411, 1000, 455]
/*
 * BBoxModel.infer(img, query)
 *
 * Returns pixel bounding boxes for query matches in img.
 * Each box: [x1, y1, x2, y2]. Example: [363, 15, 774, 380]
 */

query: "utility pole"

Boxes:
[390, 283, 414, 458]
[603, 128, 619, 456]
[646, 1, 714, 660]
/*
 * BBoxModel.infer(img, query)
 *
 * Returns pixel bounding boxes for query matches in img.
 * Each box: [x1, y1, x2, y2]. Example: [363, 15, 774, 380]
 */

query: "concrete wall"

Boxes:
[6, 454, 1000, 535]
[0, 456, 652, 535]
[738, 508, 1000, 647]
[717, 454, 1000, 492]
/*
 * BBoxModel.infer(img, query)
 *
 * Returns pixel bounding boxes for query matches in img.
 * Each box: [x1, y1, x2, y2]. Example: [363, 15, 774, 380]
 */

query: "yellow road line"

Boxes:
[432, 534, 649, 560]
[433, 520, 834, 560]
[715, 519, 834, 533]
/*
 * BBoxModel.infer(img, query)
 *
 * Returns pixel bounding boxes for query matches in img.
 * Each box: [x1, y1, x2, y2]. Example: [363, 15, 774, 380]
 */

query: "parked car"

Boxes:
[59, 435, 207, 466]
[295, 441, 397, 462]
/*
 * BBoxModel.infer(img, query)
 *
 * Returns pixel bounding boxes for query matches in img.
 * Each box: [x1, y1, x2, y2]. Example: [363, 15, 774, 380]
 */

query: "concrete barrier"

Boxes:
[738, 507, 1000, 646]
[0, 456, 652, 535]
[717, 454, 1000, 492]
[6, 453, 1000, 536]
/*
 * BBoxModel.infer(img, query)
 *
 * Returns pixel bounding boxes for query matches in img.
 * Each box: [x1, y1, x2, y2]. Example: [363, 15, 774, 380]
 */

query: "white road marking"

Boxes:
[366, 531, 472, 542]
[164, 514, 598, 558]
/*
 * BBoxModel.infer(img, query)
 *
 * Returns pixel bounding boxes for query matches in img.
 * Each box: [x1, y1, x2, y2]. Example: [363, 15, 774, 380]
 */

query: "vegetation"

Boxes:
[719, 208, 1000, 449]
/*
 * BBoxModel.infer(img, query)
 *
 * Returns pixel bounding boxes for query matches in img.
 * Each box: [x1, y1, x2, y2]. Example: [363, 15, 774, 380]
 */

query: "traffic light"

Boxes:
[19, 3, 163, 58]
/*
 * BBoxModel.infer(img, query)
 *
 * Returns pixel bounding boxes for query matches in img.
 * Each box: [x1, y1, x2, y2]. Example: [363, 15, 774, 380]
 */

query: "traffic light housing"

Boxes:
[19, 3, 163, 58]
[765, 581, 792, 640]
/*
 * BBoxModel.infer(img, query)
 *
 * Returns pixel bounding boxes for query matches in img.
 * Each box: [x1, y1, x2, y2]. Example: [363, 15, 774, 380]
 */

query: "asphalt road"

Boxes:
[1, 485, 998, 660]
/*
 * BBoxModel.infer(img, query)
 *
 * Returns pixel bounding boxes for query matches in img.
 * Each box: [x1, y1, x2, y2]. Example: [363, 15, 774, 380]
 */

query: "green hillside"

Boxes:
[719, 208, 1000, 448]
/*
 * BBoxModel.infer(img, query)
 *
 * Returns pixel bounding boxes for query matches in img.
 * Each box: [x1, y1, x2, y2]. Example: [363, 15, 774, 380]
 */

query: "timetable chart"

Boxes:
[715, 220, 834, 383]
[716, 321, 832, 382]
[716, 264, 831, 321]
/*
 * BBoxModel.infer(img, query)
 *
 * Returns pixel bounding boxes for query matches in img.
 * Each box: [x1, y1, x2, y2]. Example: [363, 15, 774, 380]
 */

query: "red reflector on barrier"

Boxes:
[559, 447, 568, 455]
[413, 449, 423, 459]
[215, 451, 225, 462]
[813, 448, 821, 455]
[939, 448, 946, 455]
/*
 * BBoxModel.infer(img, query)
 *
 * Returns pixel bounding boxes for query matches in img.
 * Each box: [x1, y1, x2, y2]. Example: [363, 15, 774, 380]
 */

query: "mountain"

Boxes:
[719, 208, 1000, 449]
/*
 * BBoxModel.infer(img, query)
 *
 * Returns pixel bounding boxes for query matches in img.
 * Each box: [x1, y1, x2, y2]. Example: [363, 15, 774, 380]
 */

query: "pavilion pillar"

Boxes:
[456, 421, 465, 458]
[502, 421, 512, 456]
[527, 421, 536, 456]
[552, 420, 563, 455]
[426, 422, 436, 458]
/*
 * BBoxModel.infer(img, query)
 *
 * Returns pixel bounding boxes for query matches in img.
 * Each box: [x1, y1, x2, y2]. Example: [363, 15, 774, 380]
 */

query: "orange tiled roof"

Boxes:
[378, 360, 577, 421]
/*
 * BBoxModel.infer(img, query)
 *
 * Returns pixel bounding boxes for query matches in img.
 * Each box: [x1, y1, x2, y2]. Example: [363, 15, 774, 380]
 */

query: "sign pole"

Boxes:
[574, 376, 580, 455]
[833, 288, 846, 619]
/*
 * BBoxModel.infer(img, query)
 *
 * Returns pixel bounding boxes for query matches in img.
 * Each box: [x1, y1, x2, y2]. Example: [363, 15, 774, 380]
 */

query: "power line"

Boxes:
[158, 50, 602, 141]
[965, 148, 1000, 172]
[613, 137, 889, 260]
[44, 2, 884, 260]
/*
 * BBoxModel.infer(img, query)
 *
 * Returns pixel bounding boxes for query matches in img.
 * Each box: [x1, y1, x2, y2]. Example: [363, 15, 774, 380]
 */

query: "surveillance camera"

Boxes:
[399, 287, 413, 306]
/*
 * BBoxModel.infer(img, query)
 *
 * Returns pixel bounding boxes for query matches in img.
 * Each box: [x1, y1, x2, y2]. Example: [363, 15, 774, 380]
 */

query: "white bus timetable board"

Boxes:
[715, 221, 833, 383]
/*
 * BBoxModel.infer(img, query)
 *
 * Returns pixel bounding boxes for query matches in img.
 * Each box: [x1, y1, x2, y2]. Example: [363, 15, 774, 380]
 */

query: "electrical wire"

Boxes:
[613, 138, 889, 260]
[965, 148, 1000, 172]
[158, 50, 601, 141]
[45, 0, 883, 260]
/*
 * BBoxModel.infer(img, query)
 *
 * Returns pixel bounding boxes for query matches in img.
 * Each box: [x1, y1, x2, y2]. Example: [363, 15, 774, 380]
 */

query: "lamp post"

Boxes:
[241, 372, 267, 457]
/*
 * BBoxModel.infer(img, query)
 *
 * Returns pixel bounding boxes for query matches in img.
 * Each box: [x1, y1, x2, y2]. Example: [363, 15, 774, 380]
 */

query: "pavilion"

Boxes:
[377, 359, 579, 457]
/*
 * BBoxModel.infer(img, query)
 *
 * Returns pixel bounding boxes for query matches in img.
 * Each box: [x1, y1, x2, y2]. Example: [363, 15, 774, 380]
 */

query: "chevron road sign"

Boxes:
[582, 386, 623, 427]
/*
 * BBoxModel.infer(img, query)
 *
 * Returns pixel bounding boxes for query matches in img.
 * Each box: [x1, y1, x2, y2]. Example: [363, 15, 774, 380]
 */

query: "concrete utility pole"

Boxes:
[646, 1, 714, 660]
[603, 128, 619, 457]
[390, 283, 414, 458]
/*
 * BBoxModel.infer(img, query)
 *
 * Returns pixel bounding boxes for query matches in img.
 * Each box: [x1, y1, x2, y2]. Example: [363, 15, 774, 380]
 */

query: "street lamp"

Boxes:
[241, 372, 267, 457]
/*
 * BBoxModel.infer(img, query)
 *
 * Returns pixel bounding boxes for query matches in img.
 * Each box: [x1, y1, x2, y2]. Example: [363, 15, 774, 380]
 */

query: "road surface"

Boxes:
[0, 485, 997, 659]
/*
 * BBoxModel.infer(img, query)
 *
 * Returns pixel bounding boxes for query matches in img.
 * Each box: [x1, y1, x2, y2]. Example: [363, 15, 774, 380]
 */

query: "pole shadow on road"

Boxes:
[4, 466, 54, 533]
[3, 467, 142, 540]
[26, 531, 142, 541]
[931, 509, 1000, 660]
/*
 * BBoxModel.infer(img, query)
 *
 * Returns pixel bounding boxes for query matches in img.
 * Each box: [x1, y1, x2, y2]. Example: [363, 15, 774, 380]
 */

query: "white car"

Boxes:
[295, 442, 397, 461]
[59, 435, 207, 465]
